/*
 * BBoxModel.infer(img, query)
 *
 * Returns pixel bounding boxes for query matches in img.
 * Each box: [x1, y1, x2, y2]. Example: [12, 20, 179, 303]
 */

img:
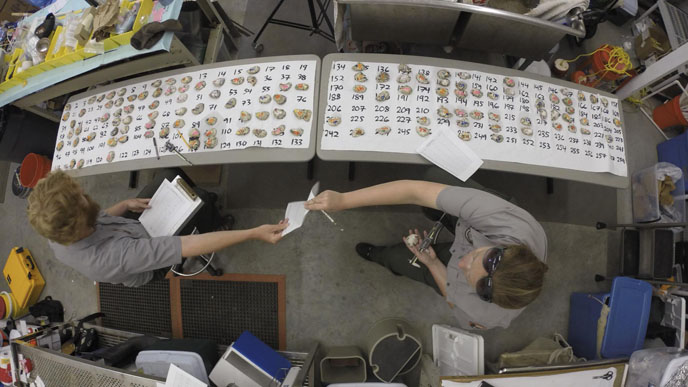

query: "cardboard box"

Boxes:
[635, 25, 671, 61]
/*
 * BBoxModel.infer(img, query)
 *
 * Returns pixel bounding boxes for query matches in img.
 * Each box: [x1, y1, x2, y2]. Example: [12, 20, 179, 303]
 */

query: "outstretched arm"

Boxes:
[180, 220, 288, 257]
[304, 180, 447, 212]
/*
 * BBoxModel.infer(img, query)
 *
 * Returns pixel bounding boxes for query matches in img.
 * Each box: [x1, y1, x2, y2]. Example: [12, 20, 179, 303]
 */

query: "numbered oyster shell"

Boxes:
[152, 80, 162, 87]
[521, 127, 533, 136]
[552, 122, 563, 131]
[455, 81, 467, 91]
[110, 125, 120, 135]
[148, 101, 159, 110]
[88, 96, 97, 104]
[376, 126, 391, 135]
[188, 128, 201, 139]
[273, 108, 286, 119]
[436, 87, 448, 97]
[437, 69, 451, 79]
[255, 111, 270, 120]
[538, 109, 547, 120]
[56, 141, 64, 151]
[97, 94, 106, 102]
[253, 129, 267, 138]
[471, 88, 483, 98]
[437, 78, 450, 87]
[551, 109, 561, 121]
[100, 113, 110, 122]
[231, 77, 244, 85]
[178, 85, 189, 93]
[459, 132, 471, 141]
[613, 118, 622, 127]
[205, 116, 218, 126]
[104, 101, 114, 109]
[165, 78, 176, 85]
[437, 105, 452, 118]
[293, 109, 312, 121]
[247, 76, 257, 86]
[568, 124, 577, 133]
[590, 94, 599, 104]
[239, 111, 252, 122]
[566, 106, 575, 115]
[563, 97, 573, 106]
[416, 126, 431, 137]
[398, 63, 411, 73]
[376, 91, 390, 102]
[159, 127, 170, 138]
[580, 117, 589, 126]
[470, 110, 484, 120]
[153, 88, 163, 98]
[123, 116, 133, 124]
[106, 91, 116, 100]
[205, 136, 218, 148]
[173, 119, 185, 129]
[376, 72, 390, 83]
[127, 95, 137, 102]
[487, 92, 499, 100]
[455, 109, 468, 118]
[503, 87, 516, 97]
[113, 108, 123, 117]
[489, 124, 502, 133]
[177, 93, 188, 103]
[457, 119, 470, 127]
[85, 133, 96, 141]
[350, 128, 365, 137]
[454, 89, 468, 99]
[145, 120, 156, 129]
[417, 116, 430, 126]
[488, 112, 500, 122]
[272, 125, 285, 136]
[520, 117, 532, 126]
[295, 83, 309, 91]
[550, 93, 560, 104]
[117, 87, 127, 96]
[67, 129, 73, 139]
[398, 86, 412, 95]
[138, 91, 148, 100]
[578, 91, 586, 101]
[397, 74, 411, 84]
[353, 85, 367, 93]
[327, 116, 341, 126]
[204, 128, 217, 137]
[188, 139, 200, 150]
[352, 62, 368, 71]
[195, 81, 206, 91]
[503, 77, 516, 87]
[115, 97, 124, 107]
[259, 94, 272, 104]
[193, 103, 205, 115]
[209, 90, 221, 99]
[247, 65, 261, 74]
[354, 72, 367, 82]
[562, 113, 574, 123]
[175, 108, 187, 116]
[459, 72, 472, 80]
[106, 151, 115, 162]
[290, 128, 304, 136]
[279, 82, 292, 91]
[491, 134, 504, 143]
[581, 128, 591, 135]
[273, 94, 287, 105]
[118, 135, 129, 143]
[69, 159, 76, 169]
[416, 72, 429, 84]
[225, 98, 236, 109]
[107, 138, 117, 147]
[236, 127, 250, 136]
[213, 78, 225, 87]
[120, 126, 129, 134]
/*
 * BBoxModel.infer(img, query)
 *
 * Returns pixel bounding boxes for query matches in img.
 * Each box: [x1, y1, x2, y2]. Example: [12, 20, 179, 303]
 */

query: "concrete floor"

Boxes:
[0, 0, 672, 384]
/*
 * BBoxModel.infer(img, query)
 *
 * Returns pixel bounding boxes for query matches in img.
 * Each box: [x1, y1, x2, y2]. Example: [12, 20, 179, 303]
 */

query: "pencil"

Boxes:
[176, 129, 192, 149]
[321, 210, 336, 224]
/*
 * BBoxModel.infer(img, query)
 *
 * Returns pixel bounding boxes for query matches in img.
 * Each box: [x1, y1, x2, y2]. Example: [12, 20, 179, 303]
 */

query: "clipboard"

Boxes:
[138, 176, 204, 237]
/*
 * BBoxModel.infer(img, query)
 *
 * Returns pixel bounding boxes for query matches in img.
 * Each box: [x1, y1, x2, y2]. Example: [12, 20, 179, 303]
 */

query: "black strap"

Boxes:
[73, 312, 105, 347]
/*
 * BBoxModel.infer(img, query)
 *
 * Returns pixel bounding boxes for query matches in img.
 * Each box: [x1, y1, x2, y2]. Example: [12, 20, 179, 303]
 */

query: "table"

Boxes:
[3, 0, 237, 122]
[56, 55, 321, 178]
[317, 53, 630, 189]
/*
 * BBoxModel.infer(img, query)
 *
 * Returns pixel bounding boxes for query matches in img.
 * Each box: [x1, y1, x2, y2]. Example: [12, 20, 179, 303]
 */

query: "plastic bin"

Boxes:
[631, 163, 685, 223]
[626, 348, 688, 387]
[365, 318, 422, 383]
[432, 324, 484, 376]
[658, 131, 688, 192]
[320, 346, 367, 384]
[567, 277, 652, 360]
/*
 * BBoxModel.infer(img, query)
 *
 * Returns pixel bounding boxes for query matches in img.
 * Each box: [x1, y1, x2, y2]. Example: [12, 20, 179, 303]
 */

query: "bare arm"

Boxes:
[105, 198, 150, 217]
[305, 180, 447, 212]
[180, 221, 288, 257]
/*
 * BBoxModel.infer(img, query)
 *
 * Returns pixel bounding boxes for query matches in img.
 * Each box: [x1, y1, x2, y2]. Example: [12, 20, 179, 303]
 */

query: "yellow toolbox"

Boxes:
[3, 247, 45, 310]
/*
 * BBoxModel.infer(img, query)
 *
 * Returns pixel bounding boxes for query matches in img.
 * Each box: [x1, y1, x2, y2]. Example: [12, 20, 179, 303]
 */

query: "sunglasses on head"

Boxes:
[476, 247, 505, 303]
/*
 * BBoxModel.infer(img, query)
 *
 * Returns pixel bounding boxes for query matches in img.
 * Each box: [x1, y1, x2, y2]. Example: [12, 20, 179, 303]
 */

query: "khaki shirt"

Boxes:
[437, 187, 548, 329]
[49, 212, 182, 287]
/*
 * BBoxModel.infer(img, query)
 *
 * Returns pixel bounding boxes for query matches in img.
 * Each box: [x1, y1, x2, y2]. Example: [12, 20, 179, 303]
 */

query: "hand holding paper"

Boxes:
[282, 182, 320, 236]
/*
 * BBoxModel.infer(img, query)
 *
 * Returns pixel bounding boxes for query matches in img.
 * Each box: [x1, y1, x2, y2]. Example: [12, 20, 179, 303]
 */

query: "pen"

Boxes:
[164, 141, 193, 166]
[152, 137, 160, 160]
[321, 210, 336, 224]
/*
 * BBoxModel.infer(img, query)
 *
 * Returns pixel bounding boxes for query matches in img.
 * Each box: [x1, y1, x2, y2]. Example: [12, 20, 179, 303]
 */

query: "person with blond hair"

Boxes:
[27, 170, 288, 287]
[305, 178, 548, 330]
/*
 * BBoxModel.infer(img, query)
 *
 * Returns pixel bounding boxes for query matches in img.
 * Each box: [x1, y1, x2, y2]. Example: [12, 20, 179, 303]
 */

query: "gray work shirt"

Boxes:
[437, 187, 548, 330]
[49, 212, 182, 287]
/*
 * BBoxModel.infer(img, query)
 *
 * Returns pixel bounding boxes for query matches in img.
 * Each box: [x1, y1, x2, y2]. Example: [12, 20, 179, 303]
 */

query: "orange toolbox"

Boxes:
[3, 247, 45, 310]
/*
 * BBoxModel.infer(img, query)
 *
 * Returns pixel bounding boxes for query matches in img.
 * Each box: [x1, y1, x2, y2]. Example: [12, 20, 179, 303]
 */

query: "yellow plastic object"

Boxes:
[3, 247, 45, 310]
[106, 0, 153, 48]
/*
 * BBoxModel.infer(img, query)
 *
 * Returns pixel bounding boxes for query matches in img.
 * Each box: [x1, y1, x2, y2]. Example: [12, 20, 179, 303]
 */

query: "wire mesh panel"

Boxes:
[180, 279, 281, 349]
[99, 280, 172, 337]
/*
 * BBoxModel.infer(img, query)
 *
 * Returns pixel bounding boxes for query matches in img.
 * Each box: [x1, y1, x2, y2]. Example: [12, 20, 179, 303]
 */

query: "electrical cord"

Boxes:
[170, 227, 216, 277]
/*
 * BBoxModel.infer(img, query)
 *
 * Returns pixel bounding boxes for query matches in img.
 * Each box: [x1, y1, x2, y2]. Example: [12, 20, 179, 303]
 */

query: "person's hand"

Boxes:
[125, 198, 151, 213]
[305, 190, 345, 212]
[403, 229, 439, 267]
[253, 219, 289, 244]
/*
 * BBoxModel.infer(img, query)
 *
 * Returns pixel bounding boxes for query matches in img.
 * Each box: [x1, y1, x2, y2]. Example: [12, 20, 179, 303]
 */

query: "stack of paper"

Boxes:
[417, 128, 483, 182]
[282, 182, 320, 236]
[138, 176, 204, 237]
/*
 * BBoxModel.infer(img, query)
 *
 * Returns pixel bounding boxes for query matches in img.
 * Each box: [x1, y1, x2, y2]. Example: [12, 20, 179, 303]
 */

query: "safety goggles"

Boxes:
[475, 247, 505, 303]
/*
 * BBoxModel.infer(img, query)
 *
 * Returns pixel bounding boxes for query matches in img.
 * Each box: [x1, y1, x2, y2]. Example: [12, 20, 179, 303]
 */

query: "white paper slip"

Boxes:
[417, 128, 483, 182]
[282, 182, 320, 236]
[139, 176, 204, 237]
[165, 364, 207, 387]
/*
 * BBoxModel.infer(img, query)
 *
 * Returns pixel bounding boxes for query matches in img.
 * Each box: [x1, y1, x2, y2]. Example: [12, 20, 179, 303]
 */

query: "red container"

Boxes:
[653, 95, 688, 130]
[19, 153, 51, 188]
[572, 45, 628, 91]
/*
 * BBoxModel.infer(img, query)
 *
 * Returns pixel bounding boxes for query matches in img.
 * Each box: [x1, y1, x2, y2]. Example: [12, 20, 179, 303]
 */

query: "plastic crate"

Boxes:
[631, 163, 686, 223]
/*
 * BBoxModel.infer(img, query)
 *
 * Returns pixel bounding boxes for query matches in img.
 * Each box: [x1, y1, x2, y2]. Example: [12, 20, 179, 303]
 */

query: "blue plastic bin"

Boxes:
[658, 131, 688, 192]
[567, 277, 652, 360]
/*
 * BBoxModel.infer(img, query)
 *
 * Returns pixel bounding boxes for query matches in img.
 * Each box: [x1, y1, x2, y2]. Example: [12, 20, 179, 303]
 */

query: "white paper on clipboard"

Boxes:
[417, 128, 484, 182]
[139, 176, 203, 237]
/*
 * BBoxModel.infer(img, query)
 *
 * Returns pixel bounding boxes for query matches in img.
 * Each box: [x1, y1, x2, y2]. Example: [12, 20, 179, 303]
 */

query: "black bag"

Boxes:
[29, 296, 64, 322]
[73, 312, 105, 355]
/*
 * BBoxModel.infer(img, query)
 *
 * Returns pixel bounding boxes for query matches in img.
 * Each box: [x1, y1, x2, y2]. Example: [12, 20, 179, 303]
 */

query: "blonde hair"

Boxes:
[491, 245, 548, 309]
[27, 171, 99, 245]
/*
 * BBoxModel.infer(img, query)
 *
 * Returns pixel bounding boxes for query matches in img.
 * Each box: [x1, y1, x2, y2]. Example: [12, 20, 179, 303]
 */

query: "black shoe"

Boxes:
[355, 242, 377, 261]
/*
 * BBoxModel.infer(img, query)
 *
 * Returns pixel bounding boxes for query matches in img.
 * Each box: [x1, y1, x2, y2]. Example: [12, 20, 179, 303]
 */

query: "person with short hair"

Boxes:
[305, 180, 548, 329]
[27, 170, 288, 287]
